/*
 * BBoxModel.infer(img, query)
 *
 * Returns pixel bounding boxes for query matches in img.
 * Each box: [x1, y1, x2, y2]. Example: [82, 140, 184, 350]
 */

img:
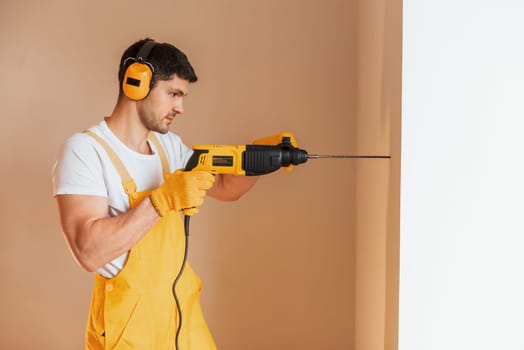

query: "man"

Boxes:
[52, 38, 258, 349]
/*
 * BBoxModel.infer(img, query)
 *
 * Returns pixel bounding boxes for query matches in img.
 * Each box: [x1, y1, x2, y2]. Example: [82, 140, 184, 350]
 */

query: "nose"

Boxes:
[173, 98, 184, 115]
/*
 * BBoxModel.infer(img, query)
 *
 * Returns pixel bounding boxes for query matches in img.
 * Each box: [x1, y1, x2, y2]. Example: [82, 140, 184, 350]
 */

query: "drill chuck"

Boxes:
[243, 145, 308, 175]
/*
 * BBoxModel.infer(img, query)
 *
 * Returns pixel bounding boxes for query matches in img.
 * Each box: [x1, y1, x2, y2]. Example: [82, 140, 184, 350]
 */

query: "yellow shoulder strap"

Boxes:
[83, 130, 137, 198]
[147, 132, 171, 177]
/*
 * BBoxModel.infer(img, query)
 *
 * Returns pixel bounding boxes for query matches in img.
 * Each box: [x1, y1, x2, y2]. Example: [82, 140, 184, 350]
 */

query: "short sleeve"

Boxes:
[52, 133, 108, 197]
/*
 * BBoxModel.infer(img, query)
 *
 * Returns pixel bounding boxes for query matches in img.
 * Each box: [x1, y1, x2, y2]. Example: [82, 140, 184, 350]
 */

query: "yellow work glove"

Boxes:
[252, 131, 299, 147]
[149, 170, 215, 217]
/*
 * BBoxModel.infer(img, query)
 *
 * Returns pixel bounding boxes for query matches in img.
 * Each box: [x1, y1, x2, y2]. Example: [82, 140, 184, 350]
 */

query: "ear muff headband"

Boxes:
[122, 40, 157, 100]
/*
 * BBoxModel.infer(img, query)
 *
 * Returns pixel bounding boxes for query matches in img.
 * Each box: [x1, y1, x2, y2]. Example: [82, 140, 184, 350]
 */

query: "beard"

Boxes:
[138, 109, 172, 134]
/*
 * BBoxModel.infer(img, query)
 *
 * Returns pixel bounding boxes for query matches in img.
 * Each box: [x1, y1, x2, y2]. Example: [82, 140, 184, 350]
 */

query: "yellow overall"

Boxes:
[84, 131, 217, 350]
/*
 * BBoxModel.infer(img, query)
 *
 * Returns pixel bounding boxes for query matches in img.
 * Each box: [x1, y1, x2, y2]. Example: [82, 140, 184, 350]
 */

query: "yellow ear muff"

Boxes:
[122, 40, 157, 101]
[123, 61, 153, 100]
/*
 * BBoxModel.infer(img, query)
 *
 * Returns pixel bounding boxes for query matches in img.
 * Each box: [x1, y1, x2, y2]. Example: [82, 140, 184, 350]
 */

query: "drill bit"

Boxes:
[307, 154, 391, 159]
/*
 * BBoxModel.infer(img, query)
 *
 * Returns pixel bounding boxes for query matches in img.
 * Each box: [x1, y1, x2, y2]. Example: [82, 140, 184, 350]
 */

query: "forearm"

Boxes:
[207, 174, 259, 201]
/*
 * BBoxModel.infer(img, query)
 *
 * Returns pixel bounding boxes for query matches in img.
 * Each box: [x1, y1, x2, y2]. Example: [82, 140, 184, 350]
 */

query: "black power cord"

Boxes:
[172, 215, 191, 350]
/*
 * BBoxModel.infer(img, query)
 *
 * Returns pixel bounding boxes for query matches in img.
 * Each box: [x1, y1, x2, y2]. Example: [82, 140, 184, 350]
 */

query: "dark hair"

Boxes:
[118, 38, 198, 95]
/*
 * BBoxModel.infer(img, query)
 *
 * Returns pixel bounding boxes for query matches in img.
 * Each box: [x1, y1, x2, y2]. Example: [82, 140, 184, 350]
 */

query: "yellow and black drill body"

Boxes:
[185, 136, 308, 176]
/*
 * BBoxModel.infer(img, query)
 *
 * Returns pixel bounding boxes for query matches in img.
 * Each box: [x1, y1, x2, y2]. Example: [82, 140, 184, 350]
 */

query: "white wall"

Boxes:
[400, 1, 524, 349]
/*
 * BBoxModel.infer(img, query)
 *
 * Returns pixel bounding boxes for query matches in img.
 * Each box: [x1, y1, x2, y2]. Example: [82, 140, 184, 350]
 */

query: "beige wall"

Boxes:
[355, 0, 402, 349]
[0, 1, 400, 349]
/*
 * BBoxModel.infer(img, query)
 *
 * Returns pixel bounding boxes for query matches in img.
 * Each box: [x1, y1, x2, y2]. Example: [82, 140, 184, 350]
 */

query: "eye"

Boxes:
[169, 90, 188, 99]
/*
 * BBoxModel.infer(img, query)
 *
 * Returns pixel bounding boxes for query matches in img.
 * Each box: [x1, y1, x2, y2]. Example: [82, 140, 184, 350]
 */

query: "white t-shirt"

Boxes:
[52, 120, 193, 278]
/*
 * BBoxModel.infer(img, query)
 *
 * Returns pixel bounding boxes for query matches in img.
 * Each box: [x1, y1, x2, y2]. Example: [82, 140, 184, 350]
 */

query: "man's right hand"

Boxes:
[150, 170, 215, 217]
